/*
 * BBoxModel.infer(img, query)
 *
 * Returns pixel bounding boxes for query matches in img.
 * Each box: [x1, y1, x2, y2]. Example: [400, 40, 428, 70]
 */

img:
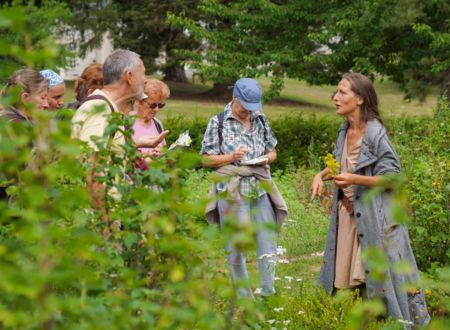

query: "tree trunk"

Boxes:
[163, 65, 187, 83]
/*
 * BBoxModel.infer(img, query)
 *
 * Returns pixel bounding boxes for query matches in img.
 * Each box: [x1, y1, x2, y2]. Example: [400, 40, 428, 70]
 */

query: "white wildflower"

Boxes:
[283, 320, 291, 325]
[267, 319, 276, 325]
[277, 246, 287, 255]
[296, 278, 303, 282]
[284, 285, 292, 289]
[275, 277, 281, 281]
[273, 307, 284, 312]
[398, 319, 414, 326]
[284, 276, 293, 282]
[311, 251, 324, 257]
[254, 288, 262, 295]
[278, 258, 290, 264]
[259, 253, 274, 260]
[298, 310, 305, 315]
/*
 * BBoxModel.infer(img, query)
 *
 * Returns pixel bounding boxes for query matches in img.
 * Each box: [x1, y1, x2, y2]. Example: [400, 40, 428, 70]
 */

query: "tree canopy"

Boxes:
[170, 0, 450, 101]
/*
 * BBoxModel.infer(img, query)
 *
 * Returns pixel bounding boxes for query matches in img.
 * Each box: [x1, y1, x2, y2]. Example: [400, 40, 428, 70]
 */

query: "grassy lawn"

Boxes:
[64, 77, 438, 120]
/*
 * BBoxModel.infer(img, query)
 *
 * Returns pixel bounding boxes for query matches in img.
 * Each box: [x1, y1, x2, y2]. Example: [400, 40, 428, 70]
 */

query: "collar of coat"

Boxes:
[336, 119, 387, 172]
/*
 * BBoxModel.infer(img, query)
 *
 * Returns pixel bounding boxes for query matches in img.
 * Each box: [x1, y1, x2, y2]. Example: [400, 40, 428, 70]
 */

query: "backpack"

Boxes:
[216, 111, 267, 154]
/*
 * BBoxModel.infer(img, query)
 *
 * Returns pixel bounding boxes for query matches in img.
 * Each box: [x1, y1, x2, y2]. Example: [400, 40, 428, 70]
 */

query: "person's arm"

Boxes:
[264, 149, 277, 164]
[333, 173, 381, 188]
[310, 167, 332, 202]
[135, 130, 169, 148]
[334, 133, 400, 189]
[202, 147, 247, 168]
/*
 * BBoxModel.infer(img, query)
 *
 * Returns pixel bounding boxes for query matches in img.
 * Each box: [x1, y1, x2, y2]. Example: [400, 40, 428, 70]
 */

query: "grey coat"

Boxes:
[318, 120, 430, 327]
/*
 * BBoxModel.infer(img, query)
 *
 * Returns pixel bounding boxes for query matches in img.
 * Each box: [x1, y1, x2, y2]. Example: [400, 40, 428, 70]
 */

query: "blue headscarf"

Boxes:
[40, 69, 64, 89]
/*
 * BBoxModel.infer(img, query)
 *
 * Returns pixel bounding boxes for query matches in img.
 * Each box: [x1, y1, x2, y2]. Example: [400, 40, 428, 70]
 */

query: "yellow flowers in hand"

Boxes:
[323, 153, 340, 176]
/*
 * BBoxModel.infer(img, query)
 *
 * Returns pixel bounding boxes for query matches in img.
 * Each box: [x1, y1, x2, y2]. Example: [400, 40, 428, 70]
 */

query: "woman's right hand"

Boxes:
[310, 173, 324, 202]
[232, 147, 247, 161]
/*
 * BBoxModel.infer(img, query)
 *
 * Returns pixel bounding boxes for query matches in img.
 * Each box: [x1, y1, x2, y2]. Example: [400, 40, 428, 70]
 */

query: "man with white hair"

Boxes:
[72, 48, 168, 149]
[71, 49, 168, 221]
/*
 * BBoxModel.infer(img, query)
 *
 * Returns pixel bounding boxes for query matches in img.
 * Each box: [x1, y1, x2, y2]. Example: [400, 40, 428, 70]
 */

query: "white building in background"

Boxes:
[59, 33, 113, 80]
[58, 31, 196, 82]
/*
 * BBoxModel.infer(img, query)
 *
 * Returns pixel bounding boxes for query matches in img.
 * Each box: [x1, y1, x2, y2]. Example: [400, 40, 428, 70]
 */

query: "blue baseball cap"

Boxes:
[233, 78, 262, 112]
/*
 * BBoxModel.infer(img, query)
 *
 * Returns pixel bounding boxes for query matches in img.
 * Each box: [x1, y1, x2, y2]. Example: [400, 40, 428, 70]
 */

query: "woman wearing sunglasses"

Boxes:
[132, 79, 169, 158]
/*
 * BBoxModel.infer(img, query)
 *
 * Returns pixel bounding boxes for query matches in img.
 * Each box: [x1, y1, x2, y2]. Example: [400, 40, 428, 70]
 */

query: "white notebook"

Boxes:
[240, 156, 268, 165]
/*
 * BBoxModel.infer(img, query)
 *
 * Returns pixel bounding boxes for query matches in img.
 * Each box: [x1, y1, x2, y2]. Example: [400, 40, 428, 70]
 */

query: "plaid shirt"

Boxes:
[201, 102, 277, 197]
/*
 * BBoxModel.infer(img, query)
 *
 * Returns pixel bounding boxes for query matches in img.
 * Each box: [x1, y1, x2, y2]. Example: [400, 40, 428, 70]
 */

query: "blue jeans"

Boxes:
[217, 193, 277, 298]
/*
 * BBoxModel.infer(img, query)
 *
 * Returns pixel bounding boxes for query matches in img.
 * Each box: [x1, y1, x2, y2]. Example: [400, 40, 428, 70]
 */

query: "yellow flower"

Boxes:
[323, 153, 340, 176]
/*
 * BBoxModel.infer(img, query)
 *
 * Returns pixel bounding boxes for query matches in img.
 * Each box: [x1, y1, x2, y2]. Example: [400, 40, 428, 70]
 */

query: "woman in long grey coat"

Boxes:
[311, 73, 430, 327]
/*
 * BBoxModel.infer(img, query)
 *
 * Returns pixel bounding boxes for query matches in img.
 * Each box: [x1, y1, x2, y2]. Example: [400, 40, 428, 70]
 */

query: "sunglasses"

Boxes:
[146, 102, 165, 110]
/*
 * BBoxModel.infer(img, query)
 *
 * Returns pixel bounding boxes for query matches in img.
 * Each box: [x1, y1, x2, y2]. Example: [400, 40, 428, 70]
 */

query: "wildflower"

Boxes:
[284, 285, 292, 289]
[259, 253, 274, 260]
[398, 319, 413, 326]
[424, 289, 431, 295]
[311, 251, 324, 257]
[323, 153, 340, 175]
[273, 307, 284, 312]
[283, 320, 291, 325]
[254, 288, 262, 295]
[275, 277, 281, 281]
[296, 278, 302, 282]
[267, 319, 276, 325]
[285, 276, 293, 282]
[298, 310, 305, 315]
[277, 246, 287, 255]
[278, 258, 290, 264]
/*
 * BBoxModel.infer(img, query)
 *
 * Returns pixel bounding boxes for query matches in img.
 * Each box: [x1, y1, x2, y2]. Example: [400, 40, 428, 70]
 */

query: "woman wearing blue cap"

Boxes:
[40, 69, 66, 110]
[202, 78, 288, 298]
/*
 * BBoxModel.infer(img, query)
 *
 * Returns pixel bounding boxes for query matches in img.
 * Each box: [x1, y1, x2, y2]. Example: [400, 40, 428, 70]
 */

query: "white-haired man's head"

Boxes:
[103, 49, 147, 101]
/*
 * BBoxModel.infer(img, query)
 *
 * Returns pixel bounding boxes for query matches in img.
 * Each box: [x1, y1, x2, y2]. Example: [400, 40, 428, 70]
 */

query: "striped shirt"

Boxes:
[201, 102, 277, 197]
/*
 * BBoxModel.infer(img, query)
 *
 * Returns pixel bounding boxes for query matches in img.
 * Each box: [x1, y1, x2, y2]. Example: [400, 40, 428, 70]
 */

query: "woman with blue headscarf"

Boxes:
[40, 69, 66, 110]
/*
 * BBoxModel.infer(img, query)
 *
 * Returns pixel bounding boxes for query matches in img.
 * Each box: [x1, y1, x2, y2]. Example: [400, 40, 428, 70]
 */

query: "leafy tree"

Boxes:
[0, 0, 71, 79]
[170, 0, 450, 101]
[65, 0, 200, 82]
[171, 0, 327, 97]
[309, 0, 450, 102]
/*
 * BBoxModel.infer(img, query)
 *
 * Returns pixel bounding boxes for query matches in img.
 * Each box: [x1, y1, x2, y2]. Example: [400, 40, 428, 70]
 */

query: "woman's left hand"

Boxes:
[333, 173, 355, 188]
